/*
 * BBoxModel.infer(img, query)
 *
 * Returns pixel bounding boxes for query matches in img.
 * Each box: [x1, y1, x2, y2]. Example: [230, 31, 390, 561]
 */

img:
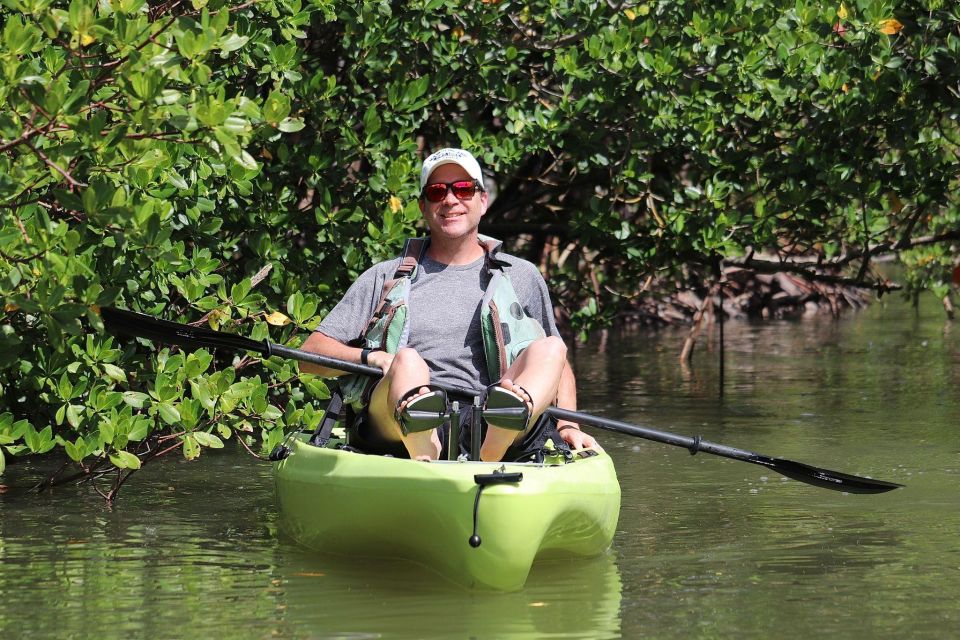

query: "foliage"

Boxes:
[1, 0, 958, 494]
[0, 0, 327, 495]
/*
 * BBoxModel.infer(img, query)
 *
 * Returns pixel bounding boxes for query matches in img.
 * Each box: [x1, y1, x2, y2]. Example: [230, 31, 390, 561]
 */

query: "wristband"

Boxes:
[360, 348, 371, 365]
[557, 424, 580, 432]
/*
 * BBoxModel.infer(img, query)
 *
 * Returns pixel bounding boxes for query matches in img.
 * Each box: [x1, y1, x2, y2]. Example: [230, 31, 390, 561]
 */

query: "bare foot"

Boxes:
[480, 379, 534, 462]
[396, 386, 432, 414]
[403, 430, 441, 460]
[496, 379, 533, 412]
[396, 386, 442, 460]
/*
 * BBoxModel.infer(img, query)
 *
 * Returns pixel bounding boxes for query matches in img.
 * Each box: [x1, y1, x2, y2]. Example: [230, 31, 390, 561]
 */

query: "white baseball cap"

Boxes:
[419, 148, 485, 192]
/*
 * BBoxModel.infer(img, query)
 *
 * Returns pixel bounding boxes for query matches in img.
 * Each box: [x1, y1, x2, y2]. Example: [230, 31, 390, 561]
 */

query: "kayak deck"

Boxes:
[274, 434, 621, 590]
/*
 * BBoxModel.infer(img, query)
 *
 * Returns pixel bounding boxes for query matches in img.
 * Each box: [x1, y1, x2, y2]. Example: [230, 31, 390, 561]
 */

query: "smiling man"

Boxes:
[300, 148, 596, 461]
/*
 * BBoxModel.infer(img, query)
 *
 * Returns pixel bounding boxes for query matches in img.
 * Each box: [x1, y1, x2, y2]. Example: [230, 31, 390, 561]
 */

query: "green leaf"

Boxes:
[223, 116, 250, 134]
[127, 419, 150, 442]
[157, 402, 181, 425]
[286, 291, 303, 319]
[301, 375, 330, 400]
[165, 171, 189, 190]
[190, 379, 215, 412]
[102, 363, 126, 383]
[219, 33, 249, 53]
[99, 422, 115, 447]
[277, 117, 305, 133]
[123, 391, 150, 409]
[25, 426, 55, 454]
[262, 404, 283, 421]
[65, 436, 87, 462]
[183, 434, 200, 460]
[235, 150, 257, 170]
[58, 372, 74, 400]
[110, 450, 142, 470]
[363, 104, 381, 136]
[192, 431, 224, 448]
[263, 91, 291, 124]
[263, 427, 284, 454]
[65, 404, 82, 429]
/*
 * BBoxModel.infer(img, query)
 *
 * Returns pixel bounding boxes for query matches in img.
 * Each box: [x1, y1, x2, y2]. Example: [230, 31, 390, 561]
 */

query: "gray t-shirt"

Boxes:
[317, 252, 559, 391]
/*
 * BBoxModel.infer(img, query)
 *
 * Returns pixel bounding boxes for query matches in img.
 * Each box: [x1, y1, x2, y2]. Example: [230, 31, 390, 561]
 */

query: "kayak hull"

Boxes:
[274, 435, 620, 590]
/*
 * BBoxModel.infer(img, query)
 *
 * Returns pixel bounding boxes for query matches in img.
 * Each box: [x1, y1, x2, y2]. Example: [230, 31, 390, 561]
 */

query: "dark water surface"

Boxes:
[2, 295, 958, 639]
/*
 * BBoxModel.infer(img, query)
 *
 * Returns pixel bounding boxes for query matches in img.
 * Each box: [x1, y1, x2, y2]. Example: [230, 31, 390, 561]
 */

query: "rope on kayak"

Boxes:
[470, 470, 523, 548]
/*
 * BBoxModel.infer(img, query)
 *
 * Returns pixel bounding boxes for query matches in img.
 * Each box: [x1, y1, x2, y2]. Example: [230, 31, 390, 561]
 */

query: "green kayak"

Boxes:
[274, 433, 621, 590]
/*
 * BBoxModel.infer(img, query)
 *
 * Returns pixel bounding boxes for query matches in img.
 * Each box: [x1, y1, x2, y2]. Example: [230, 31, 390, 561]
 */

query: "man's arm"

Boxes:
[300, 262, 391, 377]
[555, 359, 599, 450]
[555, 359, 577, 415]
[299, 332, 366, 378]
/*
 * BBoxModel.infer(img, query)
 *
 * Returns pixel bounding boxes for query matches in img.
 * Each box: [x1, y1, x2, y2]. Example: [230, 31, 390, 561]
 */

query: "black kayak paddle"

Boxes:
[99, 306, 903, 494]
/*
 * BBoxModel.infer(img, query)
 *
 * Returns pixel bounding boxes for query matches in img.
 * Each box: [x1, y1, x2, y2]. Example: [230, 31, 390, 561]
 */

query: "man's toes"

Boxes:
[509, 383, 532, 407]
[399, 386, 431, 411]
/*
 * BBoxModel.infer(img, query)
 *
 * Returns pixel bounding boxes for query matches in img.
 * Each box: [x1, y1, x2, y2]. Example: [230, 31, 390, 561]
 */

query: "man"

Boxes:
[300, 148, 597, 461]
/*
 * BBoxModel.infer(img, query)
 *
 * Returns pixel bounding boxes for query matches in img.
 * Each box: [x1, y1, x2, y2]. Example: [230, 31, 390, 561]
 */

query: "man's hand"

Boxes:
[366, 350, 395, 375]
[557, 422, 599, 450]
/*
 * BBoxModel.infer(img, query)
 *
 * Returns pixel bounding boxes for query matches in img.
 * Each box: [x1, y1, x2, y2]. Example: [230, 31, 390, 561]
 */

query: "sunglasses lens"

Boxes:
[422, 180, 478, 202]
[451, 181, 476, 199]
[424, 183, 449, 202]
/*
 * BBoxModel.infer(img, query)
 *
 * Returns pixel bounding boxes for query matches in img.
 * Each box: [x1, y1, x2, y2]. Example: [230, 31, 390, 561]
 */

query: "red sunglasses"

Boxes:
[421, 180, 482, 203]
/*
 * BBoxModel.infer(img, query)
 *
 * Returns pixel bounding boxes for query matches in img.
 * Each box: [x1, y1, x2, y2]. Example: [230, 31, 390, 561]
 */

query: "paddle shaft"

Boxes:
[271, 344, 481, 398]
[276, 346, 713, 447]
[272, 344, 383, 380]
[277, 346, 789, 464]
[287, 346, 752, 455]
[101, 307, 902, 493]
[220, 343, 901, 492]
[549, 406, 746, 459]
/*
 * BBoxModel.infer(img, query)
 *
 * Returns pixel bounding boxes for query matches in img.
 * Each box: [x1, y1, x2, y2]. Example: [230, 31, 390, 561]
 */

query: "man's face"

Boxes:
[418, 163, 488, 241]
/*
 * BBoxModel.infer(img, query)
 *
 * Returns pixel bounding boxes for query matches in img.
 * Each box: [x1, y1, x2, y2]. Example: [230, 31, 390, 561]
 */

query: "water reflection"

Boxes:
[272, 550, 622, 639]
[587, 298, 960, 639]
[1, 453, 621, 640]
[2, 295, 959, 639]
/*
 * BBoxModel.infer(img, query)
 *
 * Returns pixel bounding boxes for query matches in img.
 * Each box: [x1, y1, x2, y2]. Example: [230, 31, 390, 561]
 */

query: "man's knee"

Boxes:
[531, 335, 567, 364]
[392, 347, 422, 366]
[385, 347, 427, 378]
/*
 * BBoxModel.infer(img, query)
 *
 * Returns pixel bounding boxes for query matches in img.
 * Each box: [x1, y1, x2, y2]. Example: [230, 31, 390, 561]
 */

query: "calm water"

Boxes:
[2, 294, 958, 639]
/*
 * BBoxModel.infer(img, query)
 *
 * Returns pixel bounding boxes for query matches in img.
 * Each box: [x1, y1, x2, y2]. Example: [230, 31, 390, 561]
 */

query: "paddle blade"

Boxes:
[757, 456, 903, 494]
[101, 307, 268, 356]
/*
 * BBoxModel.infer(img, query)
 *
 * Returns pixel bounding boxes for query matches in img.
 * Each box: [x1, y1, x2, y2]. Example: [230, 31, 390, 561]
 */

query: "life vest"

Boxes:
[339, 235, 547, 407]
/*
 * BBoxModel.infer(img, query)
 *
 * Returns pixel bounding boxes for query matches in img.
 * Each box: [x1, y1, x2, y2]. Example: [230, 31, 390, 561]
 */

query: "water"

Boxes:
[2, 294, 958, 639]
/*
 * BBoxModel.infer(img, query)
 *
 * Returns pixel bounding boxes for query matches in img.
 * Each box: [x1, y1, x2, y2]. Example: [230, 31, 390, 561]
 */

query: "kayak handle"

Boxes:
[470, 471, 523, 548]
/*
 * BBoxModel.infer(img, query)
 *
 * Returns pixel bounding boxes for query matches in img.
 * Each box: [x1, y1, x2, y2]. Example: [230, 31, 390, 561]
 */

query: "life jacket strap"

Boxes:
[395, 237, 430, 278]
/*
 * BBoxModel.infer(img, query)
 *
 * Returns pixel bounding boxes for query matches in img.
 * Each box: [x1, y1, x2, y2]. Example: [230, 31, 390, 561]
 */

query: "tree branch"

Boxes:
[26, 143, 87, 187]
[0, 123, 69, 153]
[727, 254, 900, 291]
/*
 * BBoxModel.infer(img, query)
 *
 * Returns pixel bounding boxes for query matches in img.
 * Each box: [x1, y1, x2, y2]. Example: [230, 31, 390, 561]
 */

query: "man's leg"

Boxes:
[367, 347, 442, 460]
[480, 336, 567, 462]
